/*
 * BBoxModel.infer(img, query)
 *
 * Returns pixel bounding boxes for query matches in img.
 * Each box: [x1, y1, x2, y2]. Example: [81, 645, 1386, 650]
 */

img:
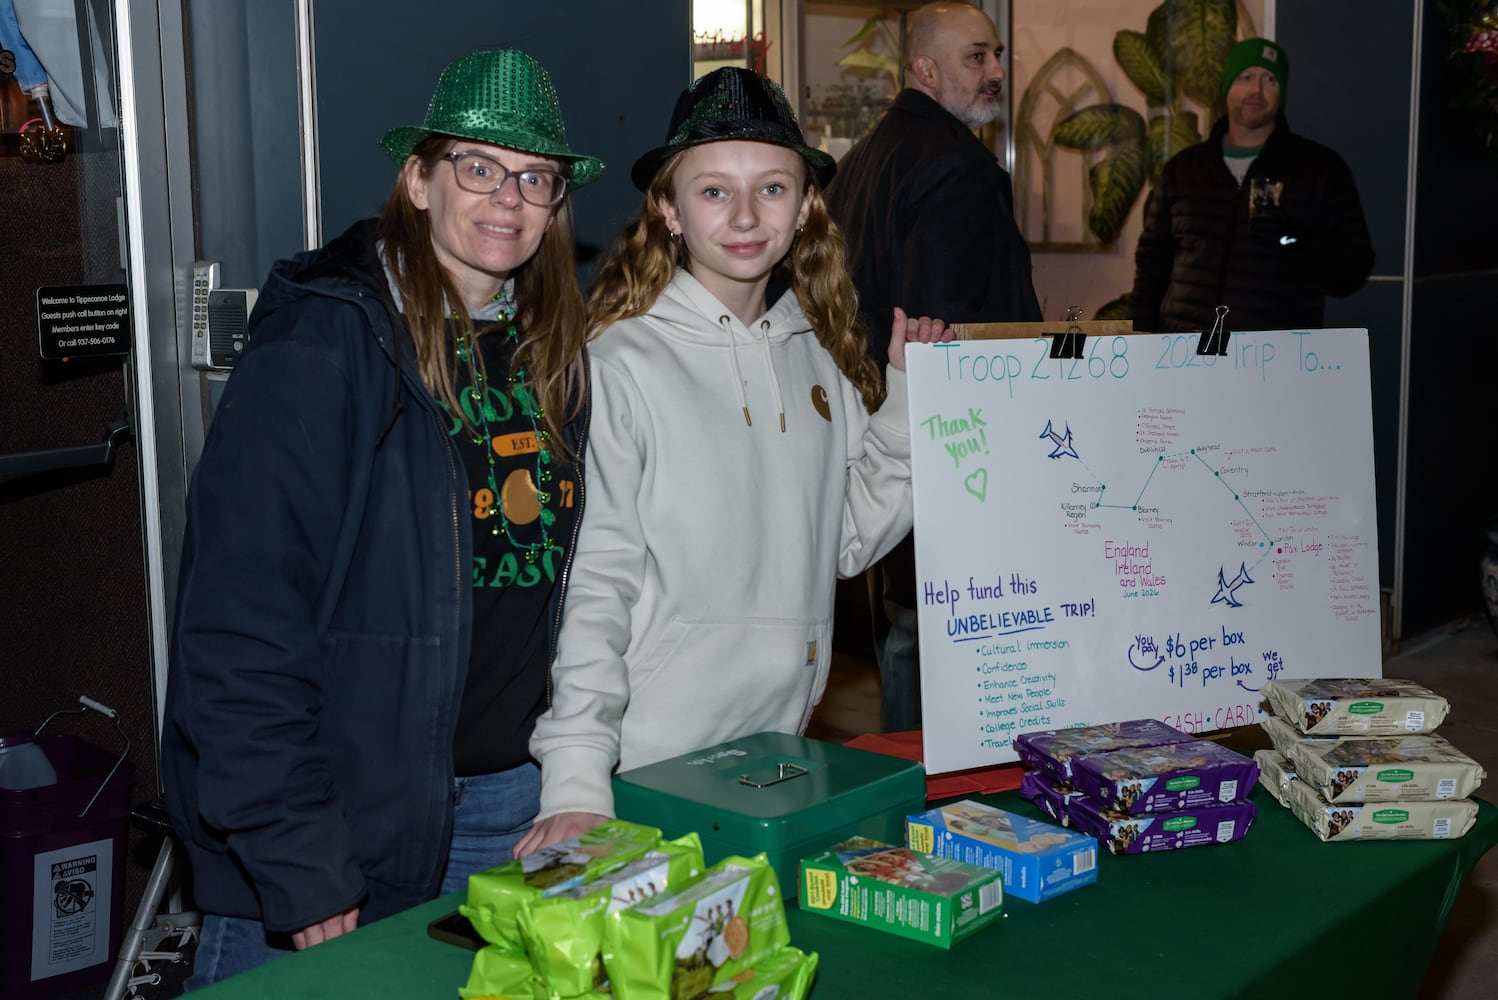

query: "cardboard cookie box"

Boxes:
[799, 836, 1002, 948]
[905, 799, 1097, 903]
[1255, 750, 1479, 842]
[1013, 718, 1196, 784]
[1066, 794, 1257, 855]
[1261, 678, 1449, 736]
[1068, 738, 1260, 815]
[1020, 769, 1087, 826]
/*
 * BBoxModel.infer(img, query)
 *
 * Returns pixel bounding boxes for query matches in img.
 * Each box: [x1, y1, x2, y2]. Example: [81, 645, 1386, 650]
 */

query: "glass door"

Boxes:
[1, 0, 195, 780]
[693, 0, 776, 77]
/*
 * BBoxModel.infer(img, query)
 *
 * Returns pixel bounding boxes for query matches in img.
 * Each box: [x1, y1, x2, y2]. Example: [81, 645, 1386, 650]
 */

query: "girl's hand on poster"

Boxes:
[888, 306, 951, 371]
[514, 811, 612, 858]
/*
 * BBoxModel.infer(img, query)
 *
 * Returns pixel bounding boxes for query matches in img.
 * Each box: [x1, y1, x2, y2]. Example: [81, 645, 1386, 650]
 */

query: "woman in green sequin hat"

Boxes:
[163, 49, 601, 984]
[519, 67, 952, 854]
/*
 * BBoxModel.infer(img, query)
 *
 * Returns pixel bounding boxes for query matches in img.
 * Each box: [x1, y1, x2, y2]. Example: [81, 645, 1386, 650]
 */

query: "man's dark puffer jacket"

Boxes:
[1131, 114, 1374, 333]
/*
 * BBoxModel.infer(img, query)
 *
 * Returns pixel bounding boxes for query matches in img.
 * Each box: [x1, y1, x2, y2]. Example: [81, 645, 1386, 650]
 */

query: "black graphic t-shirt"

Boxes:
[447, 327, 578, 775]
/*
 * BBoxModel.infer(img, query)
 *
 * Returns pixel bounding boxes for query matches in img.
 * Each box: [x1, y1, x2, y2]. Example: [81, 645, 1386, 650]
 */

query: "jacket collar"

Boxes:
[889, 88, 990, 148]
[269, 219, 410, 365]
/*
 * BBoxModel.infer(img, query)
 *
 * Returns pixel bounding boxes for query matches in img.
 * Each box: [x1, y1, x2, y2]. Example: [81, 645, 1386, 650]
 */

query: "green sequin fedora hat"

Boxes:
[630, 67, 835, 192]
[381, 50, 605, 188]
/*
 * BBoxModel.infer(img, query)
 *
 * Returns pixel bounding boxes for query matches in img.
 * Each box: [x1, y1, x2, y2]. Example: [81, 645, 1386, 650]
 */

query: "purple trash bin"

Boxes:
[0, 734, 132, 1000]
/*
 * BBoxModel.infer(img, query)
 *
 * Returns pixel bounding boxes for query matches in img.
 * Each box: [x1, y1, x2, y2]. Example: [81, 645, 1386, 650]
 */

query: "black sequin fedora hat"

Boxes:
[630, 67, 836, 192]
[381, 49, 604, 187]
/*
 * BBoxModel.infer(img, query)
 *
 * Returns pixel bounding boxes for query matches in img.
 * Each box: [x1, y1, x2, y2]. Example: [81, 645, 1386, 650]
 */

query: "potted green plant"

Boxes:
[1048, 0, 1240, 321]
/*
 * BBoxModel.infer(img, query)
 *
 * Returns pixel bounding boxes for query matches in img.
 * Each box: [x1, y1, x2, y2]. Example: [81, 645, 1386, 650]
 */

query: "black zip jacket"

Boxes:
[828, 88, 1043, 369]
[1130, 114, 1374, 333]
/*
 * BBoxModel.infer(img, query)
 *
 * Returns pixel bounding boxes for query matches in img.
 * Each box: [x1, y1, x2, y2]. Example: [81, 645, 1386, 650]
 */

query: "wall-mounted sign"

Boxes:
[36, 284, 131, 360]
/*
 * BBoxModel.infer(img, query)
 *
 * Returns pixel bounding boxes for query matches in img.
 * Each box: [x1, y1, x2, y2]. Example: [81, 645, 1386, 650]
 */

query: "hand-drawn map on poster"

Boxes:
[905, 330, 1381, 775]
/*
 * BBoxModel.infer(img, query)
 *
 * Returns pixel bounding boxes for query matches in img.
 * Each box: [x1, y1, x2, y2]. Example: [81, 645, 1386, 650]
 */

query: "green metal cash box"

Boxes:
[611, 732, 926, 898]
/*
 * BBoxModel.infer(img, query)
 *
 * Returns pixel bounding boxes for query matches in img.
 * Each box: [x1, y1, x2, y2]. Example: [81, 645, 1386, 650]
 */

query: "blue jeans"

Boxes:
[870, 534, 922, 733]
[878, 600, 923, 732]
[184, 914, 293, 991]
[184, 762, 540, 989]
[439, 760, 541, 895]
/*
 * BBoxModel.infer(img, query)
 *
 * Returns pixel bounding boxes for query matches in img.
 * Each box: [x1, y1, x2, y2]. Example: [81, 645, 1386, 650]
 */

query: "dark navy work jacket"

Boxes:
[162, 221, 586, 933]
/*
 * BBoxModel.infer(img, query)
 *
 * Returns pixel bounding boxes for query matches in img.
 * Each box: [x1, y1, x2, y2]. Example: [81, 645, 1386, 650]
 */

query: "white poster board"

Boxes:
[905, 329, 1381, 775]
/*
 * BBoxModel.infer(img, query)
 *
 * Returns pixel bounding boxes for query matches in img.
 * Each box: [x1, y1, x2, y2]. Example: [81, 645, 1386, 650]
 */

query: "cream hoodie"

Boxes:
[530, 270, 913, 819]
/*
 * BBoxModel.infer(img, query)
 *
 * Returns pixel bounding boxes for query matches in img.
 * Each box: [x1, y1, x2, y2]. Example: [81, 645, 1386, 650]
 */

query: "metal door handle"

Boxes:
[0, 414, 131, 484]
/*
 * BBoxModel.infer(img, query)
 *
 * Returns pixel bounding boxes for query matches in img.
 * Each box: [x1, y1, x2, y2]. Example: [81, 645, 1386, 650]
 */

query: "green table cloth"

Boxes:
[191, 789, 1498, 999]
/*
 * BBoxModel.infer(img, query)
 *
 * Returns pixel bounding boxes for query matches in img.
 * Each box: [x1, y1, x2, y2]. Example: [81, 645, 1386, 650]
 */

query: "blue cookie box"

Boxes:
[905, 800, 1098, 903]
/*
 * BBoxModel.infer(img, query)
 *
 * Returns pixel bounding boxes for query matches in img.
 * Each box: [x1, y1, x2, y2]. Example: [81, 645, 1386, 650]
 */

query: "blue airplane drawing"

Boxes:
[1039, 420, 1079, 460]
[1211, 562, 1255, 608]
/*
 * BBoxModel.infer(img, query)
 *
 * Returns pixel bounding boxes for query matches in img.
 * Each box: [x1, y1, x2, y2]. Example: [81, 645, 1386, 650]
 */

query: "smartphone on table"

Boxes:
[426, 909, 484, 950]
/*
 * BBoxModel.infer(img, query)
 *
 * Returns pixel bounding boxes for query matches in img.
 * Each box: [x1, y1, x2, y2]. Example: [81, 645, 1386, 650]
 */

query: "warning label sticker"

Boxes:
[31, 838, 113, 980]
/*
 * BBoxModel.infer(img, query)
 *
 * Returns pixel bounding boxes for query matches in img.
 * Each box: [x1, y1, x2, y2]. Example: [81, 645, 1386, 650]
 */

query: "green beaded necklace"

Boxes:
[452, 288, 558, 563]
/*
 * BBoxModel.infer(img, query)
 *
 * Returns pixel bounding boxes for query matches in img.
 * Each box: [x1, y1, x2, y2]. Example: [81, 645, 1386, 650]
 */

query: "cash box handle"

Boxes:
[738, 762, 809, 788]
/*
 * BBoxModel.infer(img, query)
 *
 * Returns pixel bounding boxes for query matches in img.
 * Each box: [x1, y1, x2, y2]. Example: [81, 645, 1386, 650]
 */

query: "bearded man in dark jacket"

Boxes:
[826, 1, 1041, 733]
[1130, 38, 1374, 333]
[828, 1, 1041, 367]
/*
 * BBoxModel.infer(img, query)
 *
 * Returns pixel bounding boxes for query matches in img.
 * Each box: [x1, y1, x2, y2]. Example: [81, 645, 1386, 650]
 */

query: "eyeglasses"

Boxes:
[442, 152, 568, 206]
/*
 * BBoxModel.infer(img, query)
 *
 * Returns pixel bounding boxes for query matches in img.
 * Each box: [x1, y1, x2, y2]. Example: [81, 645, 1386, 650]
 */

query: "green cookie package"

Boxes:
[460, 819, 662, 952]
[603, 853, 794, 1000]
[697, 945, 817, 999]
[518, 833, 705, 998]
[457, 945, 537, 999]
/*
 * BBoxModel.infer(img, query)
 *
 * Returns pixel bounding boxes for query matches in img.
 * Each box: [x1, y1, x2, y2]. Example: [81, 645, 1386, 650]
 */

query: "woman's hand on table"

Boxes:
[514, 811, 612, 857]
[292, 905, 360, 950]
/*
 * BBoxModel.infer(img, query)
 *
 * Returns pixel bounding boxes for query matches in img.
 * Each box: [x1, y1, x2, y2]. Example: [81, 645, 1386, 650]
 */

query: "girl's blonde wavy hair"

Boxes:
[586, 150, 885, 413]
[381, 135, 589, 455]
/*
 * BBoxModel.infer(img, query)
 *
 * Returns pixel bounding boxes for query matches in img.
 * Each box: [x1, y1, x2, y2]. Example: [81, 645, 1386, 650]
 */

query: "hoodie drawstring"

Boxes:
[720, 314, 789, 432]
[759, 319, 787, 433]
[721, 314, 753, 427]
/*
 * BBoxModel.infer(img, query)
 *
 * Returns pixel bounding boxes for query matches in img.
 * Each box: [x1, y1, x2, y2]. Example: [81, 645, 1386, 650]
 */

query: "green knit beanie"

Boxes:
[1220, 38, 1289, 99]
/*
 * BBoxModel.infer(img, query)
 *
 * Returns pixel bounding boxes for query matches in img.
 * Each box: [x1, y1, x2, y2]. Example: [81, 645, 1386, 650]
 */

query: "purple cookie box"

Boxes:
[1019, 770, 1087, 827]
[1012, 719, 1196, 784]
[1069, 740, 1262, 816]
[1066, 796, 1257, 855]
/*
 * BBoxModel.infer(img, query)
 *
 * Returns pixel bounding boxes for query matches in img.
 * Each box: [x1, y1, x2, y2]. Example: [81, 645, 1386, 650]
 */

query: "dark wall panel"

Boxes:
[1402, 273, 1498, 632]
[1401, 2, 1498, 634]
[1323, 281, 1403, 588]
[1277, 1, 1415, 605]
[1277, 2, 1413, 279]
[1413, 4, 1498, 276]
[191, 1, 690, 289]
[313, 1, 690, 265]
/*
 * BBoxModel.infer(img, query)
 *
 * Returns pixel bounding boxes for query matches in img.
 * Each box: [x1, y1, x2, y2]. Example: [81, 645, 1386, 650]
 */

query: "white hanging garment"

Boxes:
[13, 0, 119, 128]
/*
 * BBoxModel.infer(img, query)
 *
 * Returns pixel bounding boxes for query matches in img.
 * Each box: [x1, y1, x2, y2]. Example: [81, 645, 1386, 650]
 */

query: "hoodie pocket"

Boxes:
[623, 615, 831, 762]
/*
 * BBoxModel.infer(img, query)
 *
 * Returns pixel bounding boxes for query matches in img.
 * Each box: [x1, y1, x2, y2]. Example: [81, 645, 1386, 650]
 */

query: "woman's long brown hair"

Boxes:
[380, 135, 589, 453]
[586, 149, 884, 413]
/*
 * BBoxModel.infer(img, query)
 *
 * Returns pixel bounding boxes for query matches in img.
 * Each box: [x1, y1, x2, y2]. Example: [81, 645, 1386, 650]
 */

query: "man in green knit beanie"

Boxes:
[1222, 37, 1289, 104]
[1220, 38, 1288, 176]
[1130, 36, 1373, 333]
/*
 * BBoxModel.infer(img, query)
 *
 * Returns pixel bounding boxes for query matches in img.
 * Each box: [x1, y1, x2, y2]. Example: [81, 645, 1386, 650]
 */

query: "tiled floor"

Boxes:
[806, 614, 1498, 1000]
